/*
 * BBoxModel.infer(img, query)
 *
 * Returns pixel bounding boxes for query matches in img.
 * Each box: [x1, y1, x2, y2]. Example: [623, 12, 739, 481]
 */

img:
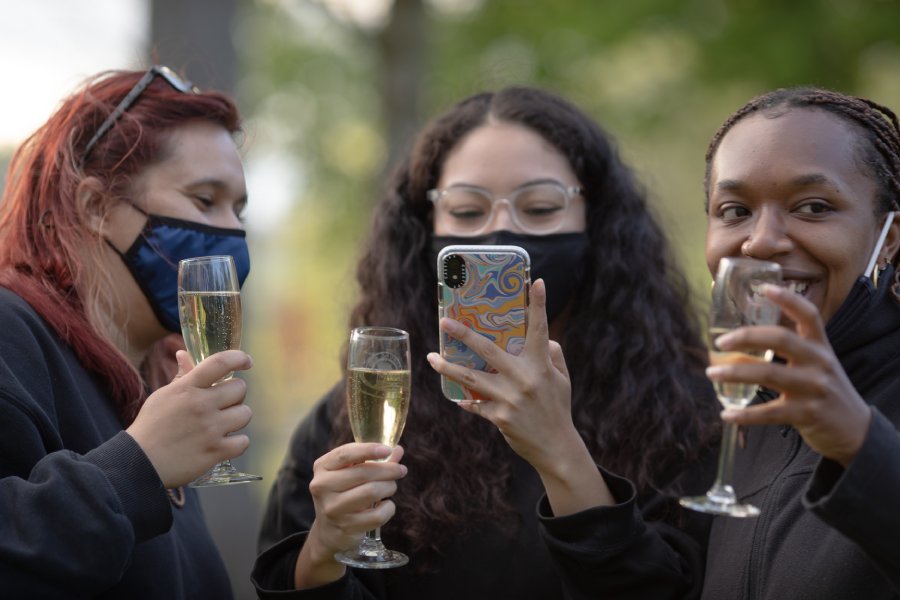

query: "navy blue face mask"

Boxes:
[107, 208, 251, 332]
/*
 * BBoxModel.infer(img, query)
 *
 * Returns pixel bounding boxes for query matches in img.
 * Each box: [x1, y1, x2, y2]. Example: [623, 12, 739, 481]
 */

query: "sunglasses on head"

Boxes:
[82, 65, 199, 161]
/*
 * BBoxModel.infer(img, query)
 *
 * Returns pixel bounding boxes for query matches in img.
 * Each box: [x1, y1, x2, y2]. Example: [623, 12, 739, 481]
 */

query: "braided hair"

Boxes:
[705, 87, 900, 299]
[705, 87, 900, 216]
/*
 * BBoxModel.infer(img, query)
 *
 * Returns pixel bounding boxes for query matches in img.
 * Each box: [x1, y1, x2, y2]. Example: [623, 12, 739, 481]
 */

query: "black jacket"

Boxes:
[0, 288, 232, 599]
[252, 385, 714, 599]
[541, 274, 900, 599]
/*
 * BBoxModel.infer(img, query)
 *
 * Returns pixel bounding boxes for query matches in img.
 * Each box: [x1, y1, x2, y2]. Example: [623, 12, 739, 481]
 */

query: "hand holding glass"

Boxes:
[178, 255, 262, 487]
[334, 326, 411, 569]
[680, 257, 781, 517]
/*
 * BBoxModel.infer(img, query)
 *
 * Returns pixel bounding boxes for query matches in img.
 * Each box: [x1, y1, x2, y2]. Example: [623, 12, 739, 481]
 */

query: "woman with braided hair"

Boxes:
[527, 86, 900, 599]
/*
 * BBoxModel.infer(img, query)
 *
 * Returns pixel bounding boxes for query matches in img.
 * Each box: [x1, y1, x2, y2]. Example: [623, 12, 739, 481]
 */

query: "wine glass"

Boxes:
[334, 326, 411, 569]
[178, 255, 262, 487]
[680, 257, 782, 517]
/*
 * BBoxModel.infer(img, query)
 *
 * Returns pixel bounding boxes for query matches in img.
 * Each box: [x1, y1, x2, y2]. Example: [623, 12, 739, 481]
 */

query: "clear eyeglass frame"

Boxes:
[427, 181, 582, 236]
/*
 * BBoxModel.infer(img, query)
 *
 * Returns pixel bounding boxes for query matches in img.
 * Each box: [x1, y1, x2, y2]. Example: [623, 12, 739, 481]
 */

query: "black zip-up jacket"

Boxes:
[539, 273, 900, 599]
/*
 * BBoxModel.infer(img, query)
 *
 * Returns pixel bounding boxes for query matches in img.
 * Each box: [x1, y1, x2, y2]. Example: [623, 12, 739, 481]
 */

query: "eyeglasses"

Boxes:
[427, 181, 582, 235]
[82, 65, 199, 161]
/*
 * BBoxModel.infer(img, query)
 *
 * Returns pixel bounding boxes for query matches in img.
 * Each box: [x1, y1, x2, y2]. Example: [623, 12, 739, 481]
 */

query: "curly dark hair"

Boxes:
[330, 86, 718, 564]
[704, 86, 900, 294]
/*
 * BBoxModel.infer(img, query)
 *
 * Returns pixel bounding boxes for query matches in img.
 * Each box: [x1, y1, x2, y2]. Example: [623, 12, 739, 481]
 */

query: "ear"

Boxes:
[76, 177, 108, 235]
[883, 211, 900, 264]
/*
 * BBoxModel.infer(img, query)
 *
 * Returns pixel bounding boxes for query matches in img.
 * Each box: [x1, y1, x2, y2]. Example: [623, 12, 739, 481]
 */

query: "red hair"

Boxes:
[0, 68, 241, 423]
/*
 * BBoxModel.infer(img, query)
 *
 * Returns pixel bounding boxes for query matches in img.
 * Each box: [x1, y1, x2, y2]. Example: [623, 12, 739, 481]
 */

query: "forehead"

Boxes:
[711, 107, 866, 184]
[440, 122, 574, 184]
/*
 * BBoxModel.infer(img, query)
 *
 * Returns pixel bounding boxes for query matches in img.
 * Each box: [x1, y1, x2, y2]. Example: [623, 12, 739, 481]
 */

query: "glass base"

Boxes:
[679, 494, 760, 518]
[335, 546, 409, 569]
[189, 461, 262, 488]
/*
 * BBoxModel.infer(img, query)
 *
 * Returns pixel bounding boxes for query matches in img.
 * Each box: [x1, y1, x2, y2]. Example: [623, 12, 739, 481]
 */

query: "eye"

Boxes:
[449, 206, 488, 220]
[194, 195, 214, 209]
[794, 200, 832, 214]
[718, 204, 751, 220]
[441, 189, 491, 220]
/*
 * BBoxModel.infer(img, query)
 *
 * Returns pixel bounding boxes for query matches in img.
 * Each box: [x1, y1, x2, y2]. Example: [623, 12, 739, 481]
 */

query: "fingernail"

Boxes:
[720, 409, 741, 421]
[713, 332, 735, 349]
[426, 352, 438, 365]
[706, 365, 725, 378]
[442, 318, 465, 336]
[762, 283, 783, 296]
[374, 445, 392, 457]
[399, 465, 408, 476]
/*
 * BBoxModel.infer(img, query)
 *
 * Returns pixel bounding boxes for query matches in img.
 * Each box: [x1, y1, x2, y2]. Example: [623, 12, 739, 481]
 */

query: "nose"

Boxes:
[484, 198, 520, 233]
[741, 206, 793, 259]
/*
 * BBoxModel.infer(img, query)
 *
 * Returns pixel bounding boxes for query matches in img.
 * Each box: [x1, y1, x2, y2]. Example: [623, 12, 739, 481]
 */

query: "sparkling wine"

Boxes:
[347, 368, 410, 446]
[709, 327, 769, 407]
[179, 291, 242, 367]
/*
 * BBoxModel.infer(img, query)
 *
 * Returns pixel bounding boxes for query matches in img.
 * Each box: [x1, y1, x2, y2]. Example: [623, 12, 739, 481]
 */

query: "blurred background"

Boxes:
[2, 0, 900, 597]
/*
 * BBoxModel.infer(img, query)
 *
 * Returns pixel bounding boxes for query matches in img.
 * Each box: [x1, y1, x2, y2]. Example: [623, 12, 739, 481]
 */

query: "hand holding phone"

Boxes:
[437, 245, 530, 402]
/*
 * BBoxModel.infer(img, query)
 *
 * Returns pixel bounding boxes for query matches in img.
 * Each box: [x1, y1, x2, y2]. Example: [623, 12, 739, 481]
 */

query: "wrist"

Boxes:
[294, 522, 346, 589]
[834, 405, 873, 468]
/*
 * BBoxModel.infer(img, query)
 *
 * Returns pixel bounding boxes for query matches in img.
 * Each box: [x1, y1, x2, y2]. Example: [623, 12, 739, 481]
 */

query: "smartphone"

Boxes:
[437, 245, 530, 402]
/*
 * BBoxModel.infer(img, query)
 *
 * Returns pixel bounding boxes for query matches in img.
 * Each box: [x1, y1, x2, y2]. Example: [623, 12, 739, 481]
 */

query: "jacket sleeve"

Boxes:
[253, 389, 378, 599]
[0, 298, 172, 596]
[804, 406, 900, 591]
[539, 466, 710, 600]
[0, 400, 172, 595]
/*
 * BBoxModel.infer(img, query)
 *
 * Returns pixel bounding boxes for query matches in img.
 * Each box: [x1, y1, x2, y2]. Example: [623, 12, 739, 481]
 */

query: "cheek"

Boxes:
[704, 224, 731, 276]
[432, 213, 450, 236]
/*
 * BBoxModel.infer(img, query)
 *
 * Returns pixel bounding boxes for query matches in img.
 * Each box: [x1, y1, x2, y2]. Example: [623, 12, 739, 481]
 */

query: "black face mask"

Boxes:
[431, 230, 591, 323]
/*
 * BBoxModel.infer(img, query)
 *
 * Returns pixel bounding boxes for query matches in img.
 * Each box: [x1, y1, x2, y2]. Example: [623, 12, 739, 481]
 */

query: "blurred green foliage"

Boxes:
[234, 0, 900, 486]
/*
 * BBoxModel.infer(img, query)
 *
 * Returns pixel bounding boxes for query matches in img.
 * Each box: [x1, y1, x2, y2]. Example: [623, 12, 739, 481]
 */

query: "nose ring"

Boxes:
[741, 240, 752, 256]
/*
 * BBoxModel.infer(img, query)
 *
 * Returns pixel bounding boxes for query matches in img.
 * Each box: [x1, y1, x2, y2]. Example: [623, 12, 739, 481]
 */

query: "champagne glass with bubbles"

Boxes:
[178, 255, 262, 487]
[680, 257, 781, 517]
[335, 326, 411, 569]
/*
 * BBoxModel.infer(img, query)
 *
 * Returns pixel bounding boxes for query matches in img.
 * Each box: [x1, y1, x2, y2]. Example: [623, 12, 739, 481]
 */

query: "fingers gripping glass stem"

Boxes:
[334, 327, 410, 569]
[680, 257, 781, 518]
[178, 255, 261, 487]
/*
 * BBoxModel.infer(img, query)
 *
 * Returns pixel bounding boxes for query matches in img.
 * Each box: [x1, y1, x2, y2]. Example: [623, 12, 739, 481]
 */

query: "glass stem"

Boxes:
[707, 419, 739, 505]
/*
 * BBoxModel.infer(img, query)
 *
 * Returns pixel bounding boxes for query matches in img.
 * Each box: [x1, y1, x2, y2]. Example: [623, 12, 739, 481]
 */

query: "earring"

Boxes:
[873, 256, 891, 289]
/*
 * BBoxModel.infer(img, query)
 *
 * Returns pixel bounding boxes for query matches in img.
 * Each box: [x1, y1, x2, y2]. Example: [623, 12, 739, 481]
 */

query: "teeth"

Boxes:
[786, 281, 809, 295]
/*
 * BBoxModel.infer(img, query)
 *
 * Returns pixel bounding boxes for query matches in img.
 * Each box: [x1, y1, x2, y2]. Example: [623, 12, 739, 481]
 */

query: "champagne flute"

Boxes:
[680, 257, 782, 517]
[178, 255, 262, 487]
[334, 326, 411, 569]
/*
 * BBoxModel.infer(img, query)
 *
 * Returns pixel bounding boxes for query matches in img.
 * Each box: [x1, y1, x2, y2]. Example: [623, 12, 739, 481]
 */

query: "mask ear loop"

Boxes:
[867, 211, 897, 289]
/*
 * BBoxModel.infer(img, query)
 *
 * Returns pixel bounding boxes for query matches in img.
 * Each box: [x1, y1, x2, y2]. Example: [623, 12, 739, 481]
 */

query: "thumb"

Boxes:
[172, 350, 195, 382]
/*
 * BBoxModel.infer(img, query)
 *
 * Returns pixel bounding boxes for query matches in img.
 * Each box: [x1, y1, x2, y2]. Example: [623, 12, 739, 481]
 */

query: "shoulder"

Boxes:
[0, 287, 66, 367]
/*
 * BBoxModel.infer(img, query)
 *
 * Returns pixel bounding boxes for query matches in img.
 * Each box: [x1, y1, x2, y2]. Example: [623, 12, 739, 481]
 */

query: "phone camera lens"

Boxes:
[443, 254, 467, 289]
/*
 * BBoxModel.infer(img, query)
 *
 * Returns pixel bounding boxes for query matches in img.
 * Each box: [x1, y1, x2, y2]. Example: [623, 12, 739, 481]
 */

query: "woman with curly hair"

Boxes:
[254, 86, 718, 599]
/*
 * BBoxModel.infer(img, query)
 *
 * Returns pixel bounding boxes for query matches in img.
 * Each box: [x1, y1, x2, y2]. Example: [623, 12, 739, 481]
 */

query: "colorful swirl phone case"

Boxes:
[437, 245, 530, 402]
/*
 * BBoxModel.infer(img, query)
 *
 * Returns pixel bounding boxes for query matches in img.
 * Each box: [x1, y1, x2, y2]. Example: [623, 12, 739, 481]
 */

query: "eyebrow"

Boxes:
[446, 177, 567, 191]
[715, 173, 836, 193]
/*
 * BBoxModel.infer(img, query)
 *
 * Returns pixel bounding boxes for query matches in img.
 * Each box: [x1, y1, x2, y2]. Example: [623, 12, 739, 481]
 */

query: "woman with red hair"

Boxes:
[0, 66, 254, 597]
